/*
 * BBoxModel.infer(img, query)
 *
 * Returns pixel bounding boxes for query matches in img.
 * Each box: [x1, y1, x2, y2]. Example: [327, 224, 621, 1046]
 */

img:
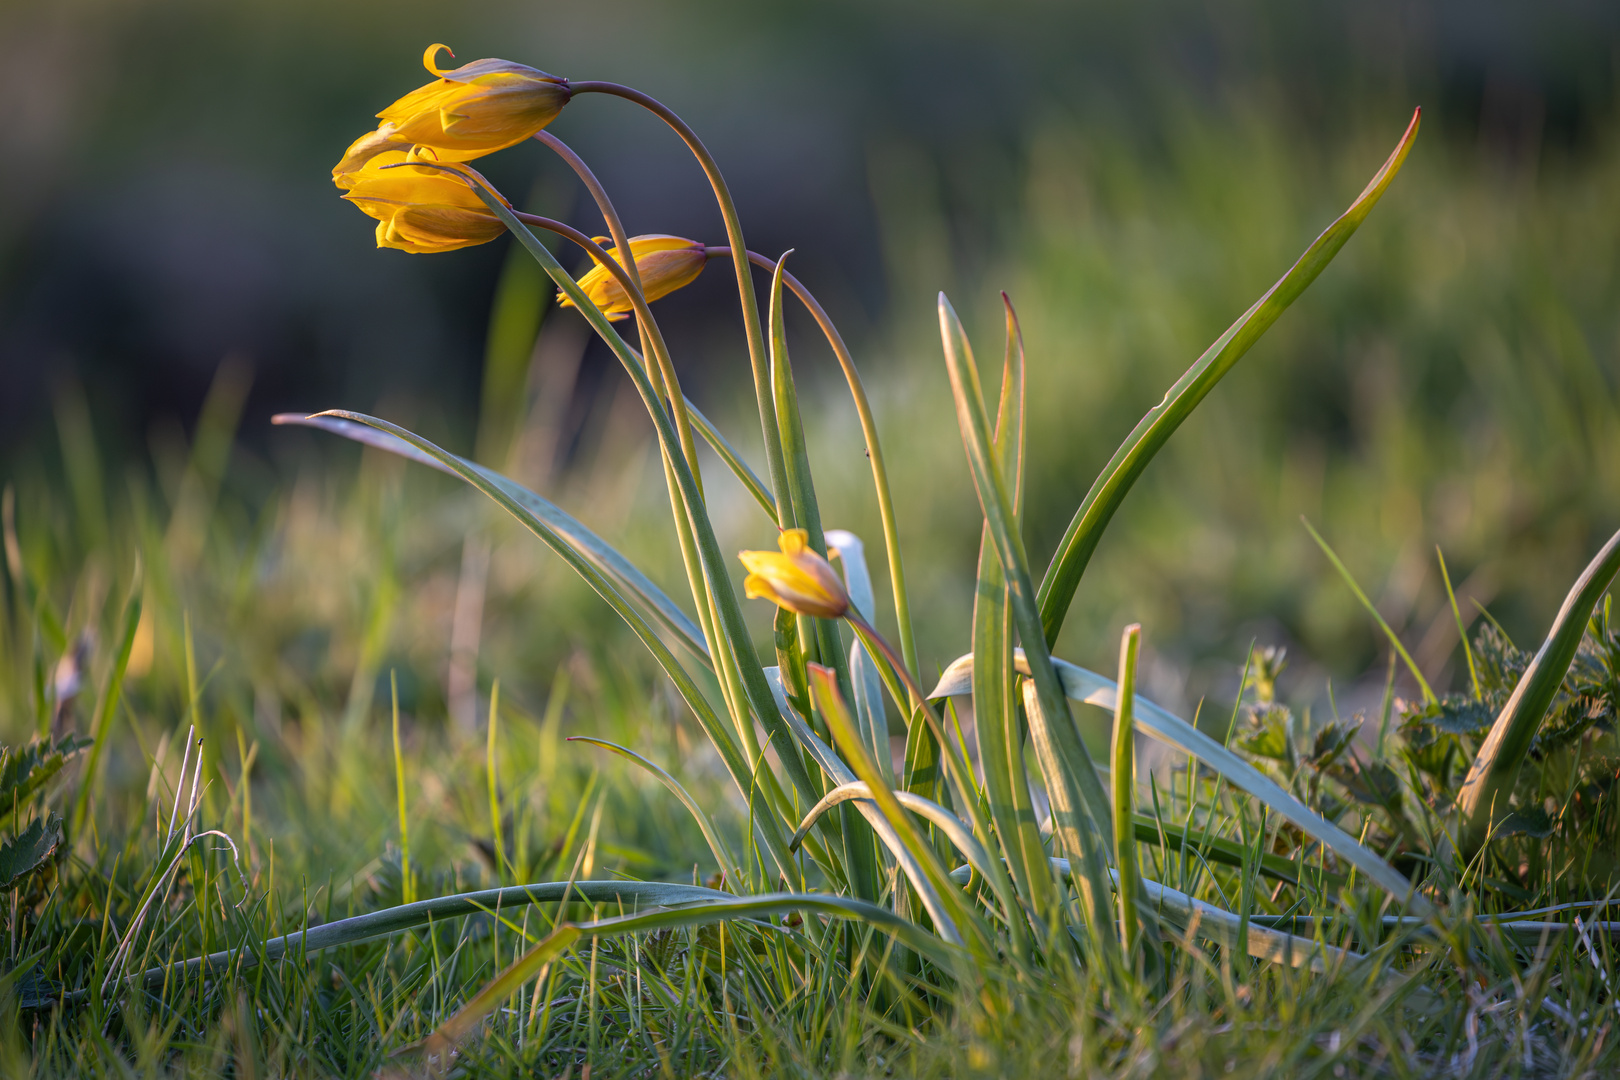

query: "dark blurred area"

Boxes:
[2, 0, 1614, 460]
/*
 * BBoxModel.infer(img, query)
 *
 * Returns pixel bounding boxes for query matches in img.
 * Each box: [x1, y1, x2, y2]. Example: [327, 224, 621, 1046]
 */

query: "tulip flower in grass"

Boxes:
[331, 44, 570, 187]
[739, 529, 849, 620]
[386, 44, 570, 156]
[558, 235, 709, 321]
[341, 150, 509, 254]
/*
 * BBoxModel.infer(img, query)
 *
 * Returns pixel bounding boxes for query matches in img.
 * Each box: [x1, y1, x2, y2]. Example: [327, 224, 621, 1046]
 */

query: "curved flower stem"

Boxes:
[515, 212, 765, 768]
[569, 81, 792, 529]
[495, 204, 821, 830]
[527, 132, 704, 499]
[842, 609, 1030, 937]
[710, 245, 918, 678]
[843, 612, 977, 825]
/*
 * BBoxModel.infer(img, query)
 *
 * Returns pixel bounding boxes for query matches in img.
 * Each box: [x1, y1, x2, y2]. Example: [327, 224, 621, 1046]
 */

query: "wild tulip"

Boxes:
[378, 44, 571, 159]
[558, 235, 709, 321]
[341, 150, 509, 254]
[738, 529, 850, 620]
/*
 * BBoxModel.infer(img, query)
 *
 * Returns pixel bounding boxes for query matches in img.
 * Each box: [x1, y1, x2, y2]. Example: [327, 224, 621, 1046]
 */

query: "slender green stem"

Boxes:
[491, 199, 820, 824]
[1112, 624, 1141, 960]
[531, 131, 704, 499]
[707, 246, 918, 678]
[569, 81, 791, 527]
[514, 212, 802, 810]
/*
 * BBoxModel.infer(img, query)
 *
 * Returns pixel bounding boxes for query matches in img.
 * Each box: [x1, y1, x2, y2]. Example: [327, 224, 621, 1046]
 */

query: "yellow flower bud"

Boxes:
[557, 235, 709, 321]
[341, 150, 509, 254]
[374, 44, 571, 160]
[739, 529, 850, 620]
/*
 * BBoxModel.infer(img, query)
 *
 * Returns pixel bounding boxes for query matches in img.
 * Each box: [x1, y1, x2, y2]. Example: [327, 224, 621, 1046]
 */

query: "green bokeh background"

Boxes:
[4, 0, 1619, 736]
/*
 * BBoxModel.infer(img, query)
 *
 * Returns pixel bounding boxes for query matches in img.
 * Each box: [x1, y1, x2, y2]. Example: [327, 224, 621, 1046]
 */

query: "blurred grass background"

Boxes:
[4, 0, 1620, 875]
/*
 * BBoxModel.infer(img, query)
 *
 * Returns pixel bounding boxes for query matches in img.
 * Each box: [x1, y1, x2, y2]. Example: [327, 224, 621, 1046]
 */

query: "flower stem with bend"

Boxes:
[569, 81, 792, 528]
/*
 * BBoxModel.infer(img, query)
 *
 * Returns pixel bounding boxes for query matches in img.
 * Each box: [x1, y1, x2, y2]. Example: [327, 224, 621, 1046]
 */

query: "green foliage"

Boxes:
[2, 63, 1619, 1080]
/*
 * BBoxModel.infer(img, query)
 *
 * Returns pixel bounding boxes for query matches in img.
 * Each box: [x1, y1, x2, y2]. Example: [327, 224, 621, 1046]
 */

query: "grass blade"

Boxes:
[1302, 517, 1435, 704]
[567, 735, 741, 888]
[1457, 523, 1620, 854]
[417, 888, 961, 1059]
[1037, 110, 1421, 645]
[71, 560, 142, 837]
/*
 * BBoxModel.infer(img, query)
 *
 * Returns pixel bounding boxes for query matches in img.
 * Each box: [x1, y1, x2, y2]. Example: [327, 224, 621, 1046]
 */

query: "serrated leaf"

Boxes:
[0, 815, 63, 890]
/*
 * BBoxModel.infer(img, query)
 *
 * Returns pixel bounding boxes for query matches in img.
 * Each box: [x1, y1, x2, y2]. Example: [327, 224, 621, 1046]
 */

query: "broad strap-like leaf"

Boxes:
[930, 650, 1433, 915]
[939, 294, 1119, 954]
[810, 666, 984, 952]
[299, 411, 798, 877]
[972, 297, 1055, 933]
[1458, 523, 1620, 854]
[273, 413, 707, 661]
[1036, 110, 1421, 646]
[828, 530, 893, 780]
[788, 781, 996, 885]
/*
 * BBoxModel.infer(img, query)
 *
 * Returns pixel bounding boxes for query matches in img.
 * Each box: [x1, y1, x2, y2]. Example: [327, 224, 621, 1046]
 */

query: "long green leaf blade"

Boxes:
[938, 294, 1119, 953]
[272, 413, 708, 662]
[929, 650, 1432, 914]
[1037, 110, 1422, 645]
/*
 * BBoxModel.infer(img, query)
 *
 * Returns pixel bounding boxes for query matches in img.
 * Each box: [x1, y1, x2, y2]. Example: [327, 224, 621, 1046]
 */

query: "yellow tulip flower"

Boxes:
[341, 150, 509, 254]
[739, 529, 850, 620]
[557, 235, 709, 320]
[375, 44, 571, 160]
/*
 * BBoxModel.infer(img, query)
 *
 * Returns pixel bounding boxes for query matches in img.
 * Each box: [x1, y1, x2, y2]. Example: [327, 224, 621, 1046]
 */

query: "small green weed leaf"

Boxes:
[0, 814, 63, 890]
[0, 734, 89, 809]
[1496, 808, 1554, 839]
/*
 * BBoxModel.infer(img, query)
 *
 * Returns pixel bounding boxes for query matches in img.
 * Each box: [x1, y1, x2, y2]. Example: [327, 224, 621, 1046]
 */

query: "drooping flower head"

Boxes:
[380, 44, 571, 158]
[341, 149, 510, 254]
[739, 529, 850, 620]
[558, 235, 709, 321]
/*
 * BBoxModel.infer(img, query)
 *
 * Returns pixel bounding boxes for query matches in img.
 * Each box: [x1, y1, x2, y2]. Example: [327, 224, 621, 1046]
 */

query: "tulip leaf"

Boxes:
[299, 411, 803, 877]
[827, 530, 892, 780]
[482, 195, 824, 824]
[938, 293, 1119, 954]
[972, 297, 1055, 931]
[929, 650, 1432, 915]
[1036, 110, 1421, 646]
[686, 398, 775, 519]
[789, 780, 1005, 902]
[809, 666, 987, 953]
[272, 413, 708, 662]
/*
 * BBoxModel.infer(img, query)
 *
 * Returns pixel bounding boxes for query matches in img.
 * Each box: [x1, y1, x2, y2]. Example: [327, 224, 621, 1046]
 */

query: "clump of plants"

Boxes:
[6, 41, 1619, 1077]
